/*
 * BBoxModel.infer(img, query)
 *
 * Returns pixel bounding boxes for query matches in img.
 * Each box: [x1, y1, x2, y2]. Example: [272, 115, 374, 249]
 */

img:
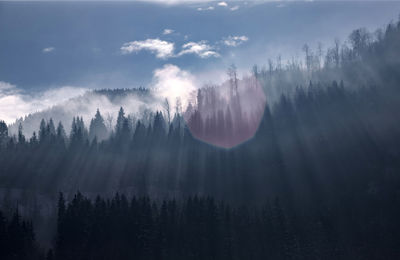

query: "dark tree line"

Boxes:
[2, 192, 400, 259]
[52, 192, 356, 259]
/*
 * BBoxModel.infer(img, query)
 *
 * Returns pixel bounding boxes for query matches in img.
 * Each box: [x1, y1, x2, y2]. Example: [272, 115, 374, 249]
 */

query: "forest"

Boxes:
[1, 16, 400, 259]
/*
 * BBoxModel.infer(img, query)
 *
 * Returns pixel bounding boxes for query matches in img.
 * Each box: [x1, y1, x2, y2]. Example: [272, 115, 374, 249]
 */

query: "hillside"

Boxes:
[1, 13, 400, 260]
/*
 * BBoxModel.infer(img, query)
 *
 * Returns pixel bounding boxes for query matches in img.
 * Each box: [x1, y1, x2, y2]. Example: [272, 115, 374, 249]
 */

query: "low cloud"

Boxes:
[178, 41, 220, 58]
[223, 35, 249, 47]
[230, 5, 239, 11]
[0, 81, 87, 124]
[218, 1, 228, 7]
[0, 81, 18, 95]
[42, 47, 55, 53]
[152, 64, 197, 110]
[121, 38, 174, 59]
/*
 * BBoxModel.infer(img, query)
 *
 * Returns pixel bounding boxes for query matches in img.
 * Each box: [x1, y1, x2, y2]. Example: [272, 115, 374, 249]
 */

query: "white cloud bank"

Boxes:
[42, 47, 55, 53]
[217, 1, 228, 7]
[120, 38, 175, 59]
[0, 81, 87, 124]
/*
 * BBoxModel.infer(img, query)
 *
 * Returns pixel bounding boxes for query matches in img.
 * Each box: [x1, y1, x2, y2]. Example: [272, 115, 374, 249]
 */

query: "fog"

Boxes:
[4, 64, 201, 136]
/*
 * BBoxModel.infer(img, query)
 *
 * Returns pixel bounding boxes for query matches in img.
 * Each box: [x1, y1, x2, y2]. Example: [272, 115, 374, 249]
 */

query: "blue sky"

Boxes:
[1, 1, 399, 92]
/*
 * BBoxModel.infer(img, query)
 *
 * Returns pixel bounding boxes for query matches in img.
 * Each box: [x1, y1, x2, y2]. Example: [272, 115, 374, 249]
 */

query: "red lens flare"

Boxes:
[184, 75, 266, 148]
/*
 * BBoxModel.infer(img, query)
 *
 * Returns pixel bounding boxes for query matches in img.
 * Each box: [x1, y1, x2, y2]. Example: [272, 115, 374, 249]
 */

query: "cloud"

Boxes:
[121, 38, 174, 59]
[230, 5, 239, 11]
[120, 38, 222, 59]
[152, 64, 197, 110]
[197, 6, 214, 11]
[163, 29, 174, 35]
[223, 35, 249, 47]
[120, 38, 219, 59]
[138, 0, 211, 4]
[0, 81, 18, 95]
[0, 81, 87, 124]
[42, 47, 55, 53]
[137, 0, 290, 6]
[178, 41, 220, 58]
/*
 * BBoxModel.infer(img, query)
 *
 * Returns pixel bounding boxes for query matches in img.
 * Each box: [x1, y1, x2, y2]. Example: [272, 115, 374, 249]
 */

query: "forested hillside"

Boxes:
[1, 17, 400, 259]
[6, 88, 156, 137]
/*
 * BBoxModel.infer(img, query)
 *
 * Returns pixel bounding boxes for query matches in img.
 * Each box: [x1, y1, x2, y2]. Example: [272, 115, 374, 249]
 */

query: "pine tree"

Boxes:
[116, 107, 126, 134]
[30, 131, 38, 146]
[56, 121, 67, 146]
[39, 119, 47, 143]
[89, 109, 108, 141]
[48, 118, 56, 137]
[18, 123, 26, 144]
[0, 120, 8, 148]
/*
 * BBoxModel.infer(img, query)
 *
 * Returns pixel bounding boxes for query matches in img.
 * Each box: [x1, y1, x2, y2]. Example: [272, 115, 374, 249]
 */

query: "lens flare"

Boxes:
[184, 76, 266, 148]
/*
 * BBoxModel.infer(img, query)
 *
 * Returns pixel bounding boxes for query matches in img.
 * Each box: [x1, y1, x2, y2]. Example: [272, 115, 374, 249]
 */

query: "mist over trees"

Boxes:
[6, 88, 156, 138]
[1, 17, 400, 259]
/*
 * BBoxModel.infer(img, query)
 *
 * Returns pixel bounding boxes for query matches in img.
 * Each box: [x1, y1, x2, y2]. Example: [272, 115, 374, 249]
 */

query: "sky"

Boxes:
[1, 0, 400, 123]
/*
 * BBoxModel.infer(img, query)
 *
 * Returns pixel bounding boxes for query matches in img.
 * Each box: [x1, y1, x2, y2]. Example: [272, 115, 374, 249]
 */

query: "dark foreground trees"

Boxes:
[49, 193, 400, 259]
[0, 209, 43, 260]
[2, 192, 400, 259]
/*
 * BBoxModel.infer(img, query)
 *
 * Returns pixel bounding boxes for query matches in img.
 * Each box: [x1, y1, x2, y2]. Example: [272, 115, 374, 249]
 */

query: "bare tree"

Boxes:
[252, 65, 259, 88]
[268, 59, 274, 77]
[163, 98, 171, 125]
[317, 42, 323, 70]
[302, 43, 311, 72]
[175, 97, 182, 116]
[276, 55, 282, 71]
[334, 38, 340, 68]
[106, 113, 114, 131]
[227, 64, 238, 97]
